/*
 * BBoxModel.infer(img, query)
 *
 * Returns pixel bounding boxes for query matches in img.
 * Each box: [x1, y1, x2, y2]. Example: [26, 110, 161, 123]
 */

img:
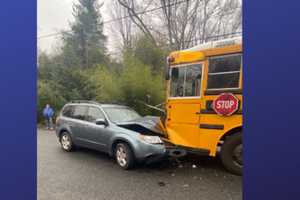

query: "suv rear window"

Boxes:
[72, 105, 88, 120]
[62, 105, 74, 118]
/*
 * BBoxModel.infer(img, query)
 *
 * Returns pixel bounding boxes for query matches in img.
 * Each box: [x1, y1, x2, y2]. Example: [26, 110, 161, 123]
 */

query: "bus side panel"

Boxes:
[166, 98, 201, 148]
[199, 115, 242, 156]
[198, 95, 243, 156]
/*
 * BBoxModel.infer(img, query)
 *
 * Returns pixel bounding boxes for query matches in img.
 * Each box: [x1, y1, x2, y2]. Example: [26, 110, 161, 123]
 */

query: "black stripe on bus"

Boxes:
[199, 124, 224, 130]
[204, 89, 242, 95]
[200, 109, 243, 115]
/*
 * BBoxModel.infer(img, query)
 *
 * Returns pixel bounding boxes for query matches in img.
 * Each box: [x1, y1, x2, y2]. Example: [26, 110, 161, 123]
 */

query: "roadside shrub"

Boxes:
[119, 55, 165, 115]
[86, 65, 123, 103]
[37, 80, 66, 122]
[85, 56, 165, 116]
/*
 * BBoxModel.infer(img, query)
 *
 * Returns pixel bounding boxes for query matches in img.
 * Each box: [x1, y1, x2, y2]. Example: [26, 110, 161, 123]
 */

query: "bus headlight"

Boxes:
[139, 135, 163, 144]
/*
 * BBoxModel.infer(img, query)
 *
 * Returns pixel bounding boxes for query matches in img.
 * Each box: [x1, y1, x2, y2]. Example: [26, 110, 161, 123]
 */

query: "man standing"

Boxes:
[43, 104, 54, 130]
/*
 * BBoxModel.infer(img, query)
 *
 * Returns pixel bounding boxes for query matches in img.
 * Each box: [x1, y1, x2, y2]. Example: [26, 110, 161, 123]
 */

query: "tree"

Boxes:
[131, 35, 167, 73]
[62, 0, 107, 68]
[110, 0, 242, 50]
[109, 0, 135, 50]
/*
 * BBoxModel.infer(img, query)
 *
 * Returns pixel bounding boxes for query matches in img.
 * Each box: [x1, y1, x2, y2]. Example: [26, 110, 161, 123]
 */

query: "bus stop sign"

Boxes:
[212, 93, 239, 116]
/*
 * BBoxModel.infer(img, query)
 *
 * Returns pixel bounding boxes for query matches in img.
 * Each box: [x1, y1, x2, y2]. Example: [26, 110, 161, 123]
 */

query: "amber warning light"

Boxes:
[167, 56, 175, 63]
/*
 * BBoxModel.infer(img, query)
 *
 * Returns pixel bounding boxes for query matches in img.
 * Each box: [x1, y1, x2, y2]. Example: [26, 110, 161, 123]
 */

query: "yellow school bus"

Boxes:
[164, 37, 242, 175]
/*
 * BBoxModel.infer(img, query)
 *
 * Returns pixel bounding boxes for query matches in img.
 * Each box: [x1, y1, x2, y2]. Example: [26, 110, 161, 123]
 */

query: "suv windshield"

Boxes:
[103, 107, 141, 123]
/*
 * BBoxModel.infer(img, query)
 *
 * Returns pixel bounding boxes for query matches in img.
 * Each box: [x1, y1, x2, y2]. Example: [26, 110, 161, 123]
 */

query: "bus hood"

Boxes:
[116, 116, 165, 136]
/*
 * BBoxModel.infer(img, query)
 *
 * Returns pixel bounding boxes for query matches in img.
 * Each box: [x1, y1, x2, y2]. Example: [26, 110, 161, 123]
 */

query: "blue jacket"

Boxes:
[43, 107, 54, 118]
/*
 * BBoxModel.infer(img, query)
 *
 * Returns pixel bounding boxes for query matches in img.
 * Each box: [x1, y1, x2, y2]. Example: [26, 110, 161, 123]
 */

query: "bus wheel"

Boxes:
[220, 132, 242, 175]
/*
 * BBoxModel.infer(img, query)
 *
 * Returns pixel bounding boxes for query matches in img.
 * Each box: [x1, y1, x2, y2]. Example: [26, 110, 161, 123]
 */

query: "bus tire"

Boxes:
[220, 132, 242, 175]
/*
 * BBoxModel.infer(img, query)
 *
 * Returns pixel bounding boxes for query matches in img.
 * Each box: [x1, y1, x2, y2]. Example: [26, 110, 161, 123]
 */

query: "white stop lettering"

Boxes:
[216, 100, 235, 109]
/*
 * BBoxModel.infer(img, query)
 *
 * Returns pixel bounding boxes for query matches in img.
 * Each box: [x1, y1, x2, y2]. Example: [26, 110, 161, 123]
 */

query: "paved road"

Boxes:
[38, 129, 242, 200]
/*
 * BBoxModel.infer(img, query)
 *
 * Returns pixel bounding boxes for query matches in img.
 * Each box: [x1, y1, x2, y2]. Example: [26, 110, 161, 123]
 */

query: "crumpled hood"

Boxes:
[116, 116, 165, 136]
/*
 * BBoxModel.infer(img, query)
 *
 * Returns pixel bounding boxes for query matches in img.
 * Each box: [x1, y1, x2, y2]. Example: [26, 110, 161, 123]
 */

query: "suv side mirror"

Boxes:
[95, 118, 108, 126]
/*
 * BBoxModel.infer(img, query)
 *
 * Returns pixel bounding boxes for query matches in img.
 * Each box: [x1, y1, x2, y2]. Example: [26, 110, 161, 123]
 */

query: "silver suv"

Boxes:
[55, 101, 166, 169]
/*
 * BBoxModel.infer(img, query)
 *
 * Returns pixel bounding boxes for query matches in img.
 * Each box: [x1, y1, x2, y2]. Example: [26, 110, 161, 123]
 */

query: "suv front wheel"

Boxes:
[115, 143, 135, 170]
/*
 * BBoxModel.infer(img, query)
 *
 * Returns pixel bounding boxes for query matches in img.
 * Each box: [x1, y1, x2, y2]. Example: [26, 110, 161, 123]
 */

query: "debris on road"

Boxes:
[214, 170, 219, 177]
[158, 181, 166, 187]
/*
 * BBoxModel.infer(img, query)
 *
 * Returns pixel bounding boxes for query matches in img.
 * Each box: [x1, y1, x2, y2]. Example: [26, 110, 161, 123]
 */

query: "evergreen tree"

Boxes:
[62, 0, 107, 68]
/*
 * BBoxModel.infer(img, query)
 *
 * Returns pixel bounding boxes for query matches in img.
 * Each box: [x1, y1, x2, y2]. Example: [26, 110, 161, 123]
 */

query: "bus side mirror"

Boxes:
[165, 66, 171, 80]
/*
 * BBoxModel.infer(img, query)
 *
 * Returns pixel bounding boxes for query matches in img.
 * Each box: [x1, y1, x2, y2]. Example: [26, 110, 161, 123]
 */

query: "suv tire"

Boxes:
[60, 132, 74, 152]
[115, 143, 135, 170]
[220, 132, 242, 175]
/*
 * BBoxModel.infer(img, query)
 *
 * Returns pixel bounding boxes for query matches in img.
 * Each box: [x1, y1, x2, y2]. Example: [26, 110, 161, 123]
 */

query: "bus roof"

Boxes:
[184, 36, 242, 52]
[168, 36, 242, 65]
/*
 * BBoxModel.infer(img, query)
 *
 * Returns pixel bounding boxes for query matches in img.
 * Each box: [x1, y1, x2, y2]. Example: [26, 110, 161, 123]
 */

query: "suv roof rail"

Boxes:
[69, 100, 100, 105]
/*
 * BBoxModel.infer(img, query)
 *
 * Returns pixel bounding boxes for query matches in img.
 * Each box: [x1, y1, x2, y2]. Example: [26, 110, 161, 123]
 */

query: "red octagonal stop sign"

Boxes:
[212, 93, 239, 116]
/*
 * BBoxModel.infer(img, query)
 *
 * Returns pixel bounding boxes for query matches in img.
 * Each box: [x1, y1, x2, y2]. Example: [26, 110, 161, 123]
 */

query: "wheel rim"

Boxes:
[61, 134, 71, 150]
[116, 145, 127, 167]
[233, 144, 243, 166]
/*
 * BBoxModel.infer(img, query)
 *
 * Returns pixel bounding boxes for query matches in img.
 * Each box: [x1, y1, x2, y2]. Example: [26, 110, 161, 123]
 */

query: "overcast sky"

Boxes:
[38, 0, 112, 53]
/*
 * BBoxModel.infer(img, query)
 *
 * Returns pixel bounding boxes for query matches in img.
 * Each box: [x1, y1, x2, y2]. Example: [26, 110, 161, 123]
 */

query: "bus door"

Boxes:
[166, 63, 203, 148]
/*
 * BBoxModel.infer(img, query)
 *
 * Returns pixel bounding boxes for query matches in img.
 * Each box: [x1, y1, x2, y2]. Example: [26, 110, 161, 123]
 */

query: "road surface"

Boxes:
[38, 129, 242, 200]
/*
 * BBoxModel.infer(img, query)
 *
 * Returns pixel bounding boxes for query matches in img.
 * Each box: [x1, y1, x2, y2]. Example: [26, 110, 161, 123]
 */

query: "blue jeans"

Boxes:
[45, 117, 53, 129]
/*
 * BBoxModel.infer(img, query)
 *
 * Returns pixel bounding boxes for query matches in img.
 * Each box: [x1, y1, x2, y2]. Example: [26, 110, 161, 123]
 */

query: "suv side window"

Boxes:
[86, 106, 105, 123]
[72, 105, 88, 121]
[62, 105, 74, 118]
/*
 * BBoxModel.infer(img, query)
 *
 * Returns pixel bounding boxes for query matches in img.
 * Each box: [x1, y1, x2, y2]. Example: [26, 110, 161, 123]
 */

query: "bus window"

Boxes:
[207, 54, 242, 89]
[170, 64, 202, 97]
[170, 67, 185, 97]
[185, 64, 202, 96]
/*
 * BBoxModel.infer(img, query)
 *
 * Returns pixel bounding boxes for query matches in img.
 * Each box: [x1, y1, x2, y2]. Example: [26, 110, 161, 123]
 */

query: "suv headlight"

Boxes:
[139, 134, 163, 144]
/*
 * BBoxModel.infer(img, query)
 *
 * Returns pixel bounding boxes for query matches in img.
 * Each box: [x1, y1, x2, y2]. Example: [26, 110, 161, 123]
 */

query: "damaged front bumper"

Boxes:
[116, 116, 208, 163]
[163, 139, 210, 157]
[134, 142, 167, 164]
[116, 116, 169, 164]
[135, 141, 187, 164]
[135, 141, 210, 165]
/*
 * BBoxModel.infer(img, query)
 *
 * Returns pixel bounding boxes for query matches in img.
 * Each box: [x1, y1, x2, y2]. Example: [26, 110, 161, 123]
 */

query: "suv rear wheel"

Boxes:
[220, 132, 242, 175]
[115, 143, 135, 170]
[60, 132, 74, 152]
